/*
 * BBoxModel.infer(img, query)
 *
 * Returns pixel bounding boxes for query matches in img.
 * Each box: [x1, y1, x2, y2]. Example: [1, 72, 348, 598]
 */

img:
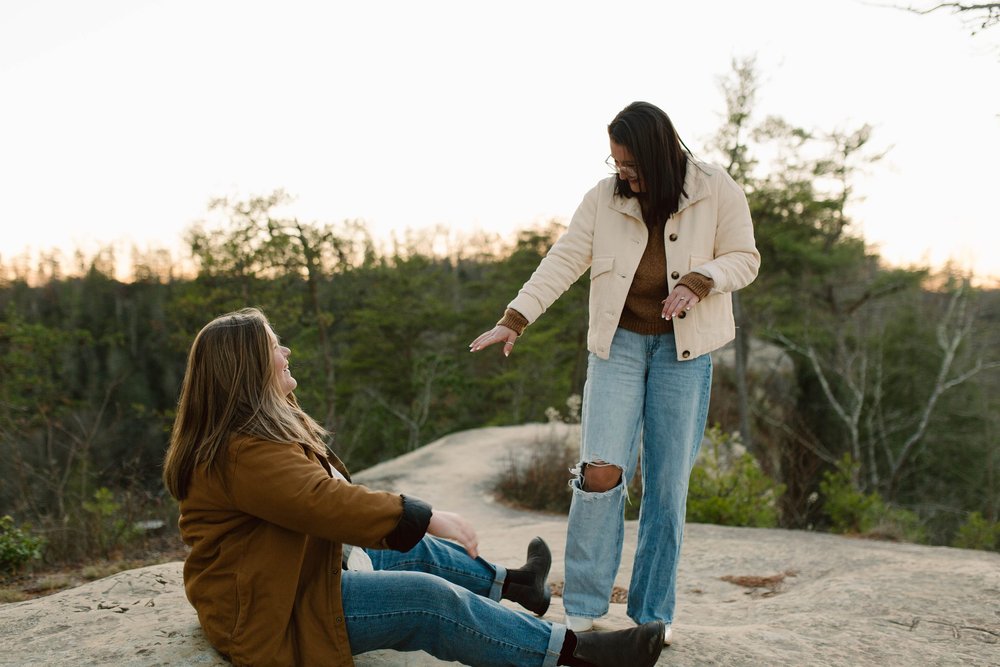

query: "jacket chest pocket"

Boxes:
[589, 255, 617, 299]
[590, 256, 615, 280]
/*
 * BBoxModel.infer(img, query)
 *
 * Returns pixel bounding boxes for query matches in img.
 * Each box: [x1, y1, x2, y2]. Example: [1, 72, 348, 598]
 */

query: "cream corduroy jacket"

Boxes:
[508, 160, 760, 361]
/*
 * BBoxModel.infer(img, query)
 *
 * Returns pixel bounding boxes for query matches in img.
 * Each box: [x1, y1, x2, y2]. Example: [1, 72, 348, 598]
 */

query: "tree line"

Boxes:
[1, 60, 997, 565]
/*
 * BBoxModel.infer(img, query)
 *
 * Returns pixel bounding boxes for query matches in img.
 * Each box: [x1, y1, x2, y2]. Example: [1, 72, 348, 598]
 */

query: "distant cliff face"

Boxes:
[713, 336, 794, 375]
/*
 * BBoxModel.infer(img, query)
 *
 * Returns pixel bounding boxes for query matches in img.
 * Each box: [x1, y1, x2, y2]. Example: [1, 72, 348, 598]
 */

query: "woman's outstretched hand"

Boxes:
[469, 325, 518, 357]
[428, 510, 480, 559]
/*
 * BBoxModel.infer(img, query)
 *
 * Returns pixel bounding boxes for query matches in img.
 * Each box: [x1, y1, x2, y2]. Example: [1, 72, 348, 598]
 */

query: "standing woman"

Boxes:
[471, 101, 760, 644]
[164, 307, 665, 667]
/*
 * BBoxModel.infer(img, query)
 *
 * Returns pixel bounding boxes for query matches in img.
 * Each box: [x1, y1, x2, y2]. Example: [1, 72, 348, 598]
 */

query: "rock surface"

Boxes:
[1, 423, 998, 666]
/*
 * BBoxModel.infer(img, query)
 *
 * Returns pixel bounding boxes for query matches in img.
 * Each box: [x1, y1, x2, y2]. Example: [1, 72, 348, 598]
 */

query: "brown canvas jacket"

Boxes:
[179, 434, 430, 667]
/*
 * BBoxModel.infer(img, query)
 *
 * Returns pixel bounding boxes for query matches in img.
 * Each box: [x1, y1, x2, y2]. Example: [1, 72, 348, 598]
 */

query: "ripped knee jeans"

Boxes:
[562, 327, 712, 625]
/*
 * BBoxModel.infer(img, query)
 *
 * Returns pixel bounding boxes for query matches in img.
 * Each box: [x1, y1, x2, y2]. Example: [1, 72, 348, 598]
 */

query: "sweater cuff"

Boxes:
[384, 494, 432, 552]
[496, 308, 528, 336]
[677, 271, 714, 300]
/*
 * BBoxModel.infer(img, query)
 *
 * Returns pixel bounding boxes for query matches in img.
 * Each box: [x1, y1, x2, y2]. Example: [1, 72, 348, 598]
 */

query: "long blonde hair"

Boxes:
[163, 308, 329, 500]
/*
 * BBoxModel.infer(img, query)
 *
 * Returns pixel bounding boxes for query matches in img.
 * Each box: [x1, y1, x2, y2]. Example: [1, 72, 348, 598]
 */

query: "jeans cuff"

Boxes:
[488, 562, 507, 601]
[543, 622, 568, 667]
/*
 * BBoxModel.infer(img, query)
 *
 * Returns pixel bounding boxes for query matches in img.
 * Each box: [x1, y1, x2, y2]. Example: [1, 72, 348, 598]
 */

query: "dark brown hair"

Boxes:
[608, 101, 692, 226]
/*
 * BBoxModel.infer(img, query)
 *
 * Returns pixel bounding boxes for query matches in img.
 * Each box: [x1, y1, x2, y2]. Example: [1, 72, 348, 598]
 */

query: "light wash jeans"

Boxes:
[343, 535, 565, 666]
[563, 328, 712, 625]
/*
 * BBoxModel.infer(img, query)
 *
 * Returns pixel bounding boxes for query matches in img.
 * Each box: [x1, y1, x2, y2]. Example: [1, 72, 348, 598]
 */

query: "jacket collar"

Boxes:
[609, 159, 711, 220]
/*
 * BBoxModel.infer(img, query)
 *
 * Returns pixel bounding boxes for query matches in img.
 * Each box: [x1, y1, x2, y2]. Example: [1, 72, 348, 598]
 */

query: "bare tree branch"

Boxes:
[887, 285, 998, 493]
[909, 2, 999, 18]
[755, 408, 840, 465]
[879, 2, 1000, 32]
[363, 354, 443, 452]
[775, 333, 865, 466]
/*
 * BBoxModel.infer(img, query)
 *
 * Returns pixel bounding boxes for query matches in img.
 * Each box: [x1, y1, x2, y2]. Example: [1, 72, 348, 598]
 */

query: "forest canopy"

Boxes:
[1, 61, 997, 566]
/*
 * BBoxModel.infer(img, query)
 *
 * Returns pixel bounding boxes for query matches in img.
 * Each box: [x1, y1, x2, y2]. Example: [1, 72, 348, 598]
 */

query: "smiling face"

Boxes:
[269, 327, 297, 395]
[610, 140, 643, 193]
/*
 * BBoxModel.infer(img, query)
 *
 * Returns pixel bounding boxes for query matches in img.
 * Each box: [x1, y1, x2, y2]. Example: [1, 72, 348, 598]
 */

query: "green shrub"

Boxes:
[819, 455, 925, 542]
[82, 487, 141, 558]
[818, 455, 882, 534]
[494, 429, 577, 516]
[493, 396, 580, 514]
[952, 512, 1000, 551]
[865, 506, 927, 543]
[494, 413, 787, 530]
[686, 426, 785, 528]
[0, 515, 45, 576]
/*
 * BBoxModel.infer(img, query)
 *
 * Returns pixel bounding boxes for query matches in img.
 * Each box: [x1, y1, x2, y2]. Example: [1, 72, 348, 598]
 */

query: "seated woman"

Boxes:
[163, 308, 664, 667]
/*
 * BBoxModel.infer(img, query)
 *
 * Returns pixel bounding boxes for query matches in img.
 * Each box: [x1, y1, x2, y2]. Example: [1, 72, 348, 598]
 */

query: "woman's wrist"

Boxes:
[496, 308, 528, 335]
[676, 272, 714, 299]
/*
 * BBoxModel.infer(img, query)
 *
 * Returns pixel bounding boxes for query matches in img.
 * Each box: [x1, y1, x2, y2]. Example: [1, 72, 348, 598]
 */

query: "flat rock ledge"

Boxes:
[0, 561, 439, 666]
[2, 424, 999, 666]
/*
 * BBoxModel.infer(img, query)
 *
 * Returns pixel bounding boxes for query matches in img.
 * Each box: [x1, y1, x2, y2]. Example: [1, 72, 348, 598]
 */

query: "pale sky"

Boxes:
[1, 0, 998, 282]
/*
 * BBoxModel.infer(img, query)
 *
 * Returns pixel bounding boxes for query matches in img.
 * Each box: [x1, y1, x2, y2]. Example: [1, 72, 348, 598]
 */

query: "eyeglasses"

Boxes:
[605, 155, 639, 179]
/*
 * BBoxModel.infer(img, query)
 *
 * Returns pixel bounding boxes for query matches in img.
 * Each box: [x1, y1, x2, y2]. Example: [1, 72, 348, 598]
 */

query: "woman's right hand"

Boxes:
[428, 510, 480, 559]
[469, 325, 518, 357]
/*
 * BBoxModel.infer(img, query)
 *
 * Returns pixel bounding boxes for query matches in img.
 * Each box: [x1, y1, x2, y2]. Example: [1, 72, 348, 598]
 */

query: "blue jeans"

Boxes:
[343, 535, 565, 666]
[563, 328, 712, 625]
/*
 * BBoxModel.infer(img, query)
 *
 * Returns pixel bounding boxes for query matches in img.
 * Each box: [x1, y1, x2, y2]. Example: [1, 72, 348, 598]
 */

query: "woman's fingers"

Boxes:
[469, 329, 496, 348]
[469, 326, 517, 357]
[661, 288, 700, 320]
[458, 522, 479, 559]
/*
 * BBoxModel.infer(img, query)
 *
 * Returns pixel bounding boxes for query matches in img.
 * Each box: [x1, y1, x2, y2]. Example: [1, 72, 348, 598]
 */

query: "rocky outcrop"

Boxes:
[2, 424, 998, 666]
[0, 562, 444, 666]
[0, 562, 224, 667]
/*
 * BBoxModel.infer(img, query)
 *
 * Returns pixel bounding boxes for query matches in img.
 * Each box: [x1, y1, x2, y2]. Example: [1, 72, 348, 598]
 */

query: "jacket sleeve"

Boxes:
[384, 495, 433, 552]
[227, 439, 428, 550]
[507, 184, 598, 323]
[693, 172, 760, 294]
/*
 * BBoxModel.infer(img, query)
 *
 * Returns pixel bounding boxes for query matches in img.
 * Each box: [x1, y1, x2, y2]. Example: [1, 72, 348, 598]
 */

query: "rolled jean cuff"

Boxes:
[544, 622, 568, 667]
[488, 562, 507, 601]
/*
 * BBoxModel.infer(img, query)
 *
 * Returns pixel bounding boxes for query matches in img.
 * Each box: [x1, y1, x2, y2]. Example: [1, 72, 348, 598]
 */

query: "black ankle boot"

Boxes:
[571, 621, 664, 667]
[502, 536, 551, 616]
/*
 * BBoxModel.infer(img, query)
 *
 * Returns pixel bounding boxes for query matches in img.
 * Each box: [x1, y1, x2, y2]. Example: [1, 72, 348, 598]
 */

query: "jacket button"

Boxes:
[671, 271, 680, 279]
[682, 350, 691, 358]
[678, 311, 686, 319]
[335, 616, 343, 623]
[668, 233, 678, 242]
